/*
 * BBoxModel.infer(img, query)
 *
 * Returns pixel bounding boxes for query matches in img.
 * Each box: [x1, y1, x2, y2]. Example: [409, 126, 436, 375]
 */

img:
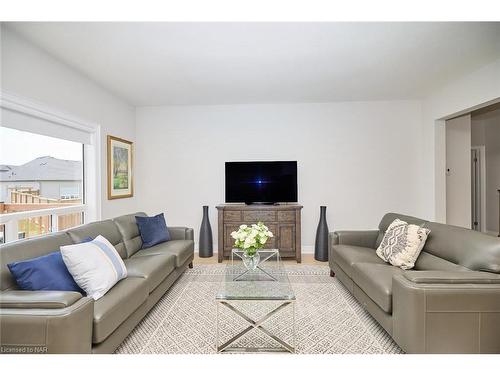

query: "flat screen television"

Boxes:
[225, 161, 298, 204]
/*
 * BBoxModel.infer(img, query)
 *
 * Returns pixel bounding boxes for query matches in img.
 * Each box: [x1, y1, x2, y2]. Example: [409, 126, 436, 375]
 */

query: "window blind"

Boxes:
[1, 104, 92, 144]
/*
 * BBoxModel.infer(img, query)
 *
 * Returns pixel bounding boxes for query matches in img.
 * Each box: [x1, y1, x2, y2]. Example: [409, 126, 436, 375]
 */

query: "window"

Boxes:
[0, 93, 101, 244]
[0, 127, 85, 241]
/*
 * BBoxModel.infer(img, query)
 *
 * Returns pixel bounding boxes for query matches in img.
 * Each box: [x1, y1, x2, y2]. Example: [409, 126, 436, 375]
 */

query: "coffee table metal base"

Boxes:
[216, 300, 296, 353]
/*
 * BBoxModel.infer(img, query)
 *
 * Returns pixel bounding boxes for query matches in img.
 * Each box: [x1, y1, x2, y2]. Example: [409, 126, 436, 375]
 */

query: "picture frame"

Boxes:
[107, 135, 134, 199]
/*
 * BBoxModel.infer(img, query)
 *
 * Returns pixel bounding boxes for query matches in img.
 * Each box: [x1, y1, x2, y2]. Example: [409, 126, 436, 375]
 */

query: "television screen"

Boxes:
[225, 161, 298, 204]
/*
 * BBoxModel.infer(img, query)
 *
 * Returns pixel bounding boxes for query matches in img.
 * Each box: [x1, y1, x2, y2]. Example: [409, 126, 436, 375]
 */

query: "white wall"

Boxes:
[1, 27, 137, 219]
[445, 114, 471, 228]
[421, 57, 500, 223]
[136, 101, 423, 251]
[472, 109, 500, 234]
[3, 24, 499, 235]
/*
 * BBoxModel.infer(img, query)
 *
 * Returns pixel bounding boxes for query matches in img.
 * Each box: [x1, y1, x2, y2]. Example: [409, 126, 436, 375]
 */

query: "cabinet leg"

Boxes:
[330, 270, 335, 277]
[188, 262, 193, 269]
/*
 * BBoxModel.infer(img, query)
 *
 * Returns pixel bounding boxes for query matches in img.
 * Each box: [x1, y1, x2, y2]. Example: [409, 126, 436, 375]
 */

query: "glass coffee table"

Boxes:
[215, 250, 296, 353]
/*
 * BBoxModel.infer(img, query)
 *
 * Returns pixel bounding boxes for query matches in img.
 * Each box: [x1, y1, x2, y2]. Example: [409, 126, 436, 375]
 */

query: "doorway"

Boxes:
[445, 114, 471, 229]
[445, 102, 500, 236]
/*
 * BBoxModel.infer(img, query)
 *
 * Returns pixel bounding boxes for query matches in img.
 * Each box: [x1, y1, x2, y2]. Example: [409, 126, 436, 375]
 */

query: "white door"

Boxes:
[446, 114, 472, 228]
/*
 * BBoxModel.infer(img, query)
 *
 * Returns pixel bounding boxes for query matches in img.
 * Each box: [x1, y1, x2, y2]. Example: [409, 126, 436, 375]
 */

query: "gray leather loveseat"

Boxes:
[329, 212, 500, 354]
[0, 212, 194, 354]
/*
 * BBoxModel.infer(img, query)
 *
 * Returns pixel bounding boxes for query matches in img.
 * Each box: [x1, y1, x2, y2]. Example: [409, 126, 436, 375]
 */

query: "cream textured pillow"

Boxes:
[376, 219, 430, 270]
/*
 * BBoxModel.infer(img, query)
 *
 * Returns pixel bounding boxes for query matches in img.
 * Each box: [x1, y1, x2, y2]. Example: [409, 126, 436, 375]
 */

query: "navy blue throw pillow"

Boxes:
[7, 251, 85, 293]
[136, 213, 171, 249]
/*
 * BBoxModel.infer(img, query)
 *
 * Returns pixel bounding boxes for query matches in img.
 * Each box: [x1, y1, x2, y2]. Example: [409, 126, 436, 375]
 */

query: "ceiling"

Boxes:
[5, 22, 500, 106]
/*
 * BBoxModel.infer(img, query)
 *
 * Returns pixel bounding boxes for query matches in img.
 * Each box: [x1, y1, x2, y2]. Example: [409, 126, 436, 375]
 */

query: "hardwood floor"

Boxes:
[193, 252, 326, 265]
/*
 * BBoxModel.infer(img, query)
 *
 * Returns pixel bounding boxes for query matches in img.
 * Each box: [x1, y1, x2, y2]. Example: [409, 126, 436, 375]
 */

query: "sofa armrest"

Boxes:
[392, 273, 500, 353]
[403, 271, 500, 284]
[0, 290, 83, 309]
[168, 227, 194, 241]
[329, 230, 379, 248]
[0, 291, 94, 354]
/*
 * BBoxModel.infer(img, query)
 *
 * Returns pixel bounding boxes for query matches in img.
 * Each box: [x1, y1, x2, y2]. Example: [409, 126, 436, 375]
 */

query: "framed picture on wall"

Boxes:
[107, 135, 133, 199]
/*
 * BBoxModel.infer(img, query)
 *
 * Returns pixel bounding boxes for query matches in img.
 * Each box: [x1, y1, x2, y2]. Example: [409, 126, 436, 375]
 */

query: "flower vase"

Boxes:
[242, 251, 261, 271]
[198, 206, 213, 257]
[314, 206, 329, 261]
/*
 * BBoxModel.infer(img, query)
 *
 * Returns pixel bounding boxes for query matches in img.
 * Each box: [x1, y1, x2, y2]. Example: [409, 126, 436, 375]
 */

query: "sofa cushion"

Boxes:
[352, 262, 404, 313]
[124, 254, 175, 293]
[132, 240, 194, 268]
[424, 221, 500, 274]
[168, 227, 193, 241]
[67, 220, 127, 259]
[0, 232, 73, 291]
[331, 245, 385, 277]
[113, 212, 147, 258]
[414, 251, 470, 272]
[92, 277, 148, 344]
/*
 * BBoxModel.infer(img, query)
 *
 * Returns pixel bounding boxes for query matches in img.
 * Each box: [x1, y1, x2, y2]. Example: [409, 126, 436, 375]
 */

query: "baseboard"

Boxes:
[301, 245, 314, 254]
[194, 243, 314, 254]
[194, 245, 315, 256]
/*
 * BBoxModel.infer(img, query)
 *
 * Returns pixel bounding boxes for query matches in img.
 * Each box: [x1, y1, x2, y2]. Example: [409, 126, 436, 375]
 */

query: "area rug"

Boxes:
[115, 264, 403, 354]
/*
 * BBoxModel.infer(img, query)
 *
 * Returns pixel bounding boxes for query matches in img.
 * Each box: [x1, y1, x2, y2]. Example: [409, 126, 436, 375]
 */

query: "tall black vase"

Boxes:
[314, 206, 329, 262]
[199, 206, 213, 258]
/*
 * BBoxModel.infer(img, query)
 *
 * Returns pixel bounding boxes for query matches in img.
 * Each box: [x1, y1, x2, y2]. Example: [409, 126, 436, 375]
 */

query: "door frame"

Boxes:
[434, 98, 500, 224]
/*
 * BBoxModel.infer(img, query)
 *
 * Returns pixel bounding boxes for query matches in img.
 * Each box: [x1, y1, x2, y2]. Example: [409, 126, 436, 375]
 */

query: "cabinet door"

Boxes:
[263, 223, 277, 249]
[277, 224, 295, 255]
[227, 223, 277, 250]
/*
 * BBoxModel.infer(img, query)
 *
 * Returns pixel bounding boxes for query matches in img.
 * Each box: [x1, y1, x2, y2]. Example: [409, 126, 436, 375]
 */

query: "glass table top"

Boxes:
[216, 251, 295, 301]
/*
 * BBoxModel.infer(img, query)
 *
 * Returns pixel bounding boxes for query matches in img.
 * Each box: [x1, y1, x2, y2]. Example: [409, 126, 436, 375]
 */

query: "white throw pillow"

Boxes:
[61, 235, 127, 300]
[376, 219, 431, 270]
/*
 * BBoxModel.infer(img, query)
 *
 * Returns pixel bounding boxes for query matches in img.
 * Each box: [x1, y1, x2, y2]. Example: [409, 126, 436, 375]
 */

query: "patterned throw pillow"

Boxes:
[376, 219, 431, 270]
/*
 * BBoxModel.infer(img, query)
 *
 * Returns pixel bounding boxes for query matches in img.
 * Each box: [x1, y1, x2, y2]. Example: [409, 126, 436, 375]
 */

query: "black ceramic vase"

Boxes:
[314, 206, 329, 262]
[199, 206, 213, 258]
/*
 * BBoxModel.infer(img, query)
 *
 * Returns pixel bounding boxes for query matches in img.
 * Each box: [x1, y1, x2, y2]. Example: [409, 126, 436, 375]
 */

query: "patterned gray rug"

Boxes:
[115, 264, 403, 354]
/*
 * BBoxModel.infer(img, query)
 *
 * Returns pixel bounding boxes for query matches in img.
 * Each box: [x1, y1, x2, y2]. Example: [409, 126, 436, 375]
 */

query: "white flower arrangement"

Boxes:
[230, 222, 274, 256]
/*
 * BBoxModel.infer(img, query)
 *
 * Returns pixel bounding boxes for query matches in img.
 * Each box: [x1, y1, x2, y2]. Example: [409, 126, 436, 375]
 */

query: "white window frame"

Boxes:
[0, 91, 102, 242]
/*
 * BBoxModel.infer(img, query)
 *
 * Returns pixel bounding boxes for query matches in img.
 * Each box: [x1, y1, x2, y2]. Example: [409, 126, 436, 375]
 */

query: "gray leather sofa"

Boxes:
[0, 212, 194, 354]
[329, 212, 500, 354]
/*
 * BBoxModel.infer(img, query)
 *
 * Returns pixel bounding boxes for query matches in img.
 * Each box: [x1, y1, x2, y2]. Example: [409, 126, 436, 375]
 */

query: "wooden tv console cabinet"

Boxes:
[216, 204, 303, 263]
